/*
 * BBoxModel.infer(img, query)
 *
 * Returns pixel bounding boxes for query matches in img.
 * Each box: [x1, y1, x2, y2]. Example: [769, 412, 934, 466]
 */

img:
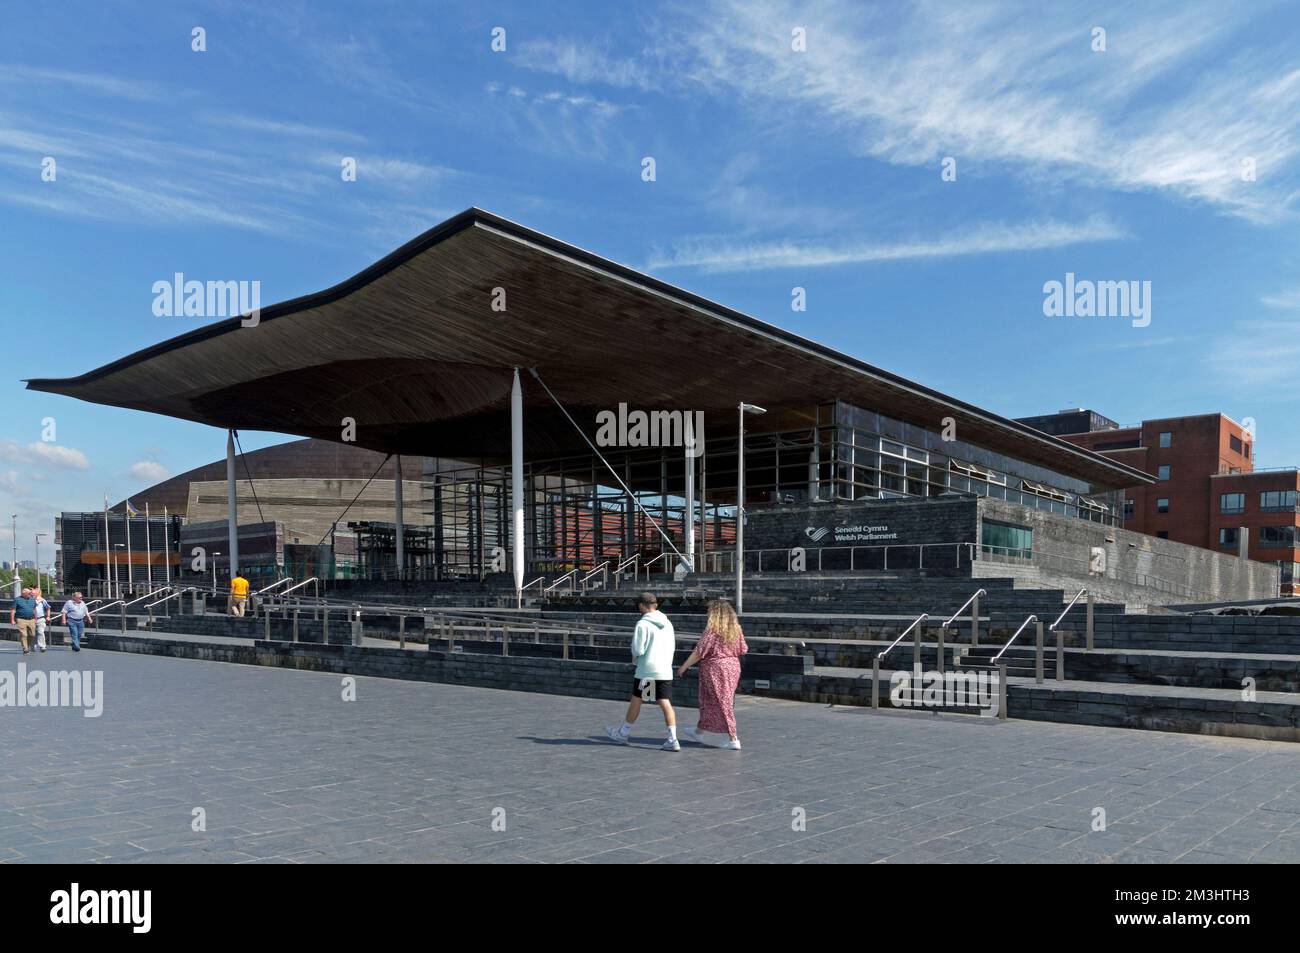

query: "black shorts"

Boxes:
[630, 677, 673, 702]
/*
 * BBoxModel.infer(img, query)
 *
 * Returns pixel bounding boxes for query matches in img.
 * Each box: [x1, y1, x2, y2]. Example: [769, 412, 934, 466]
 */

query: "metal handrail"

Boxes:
[943, 588, 987, 627]
[255, 577, 294, 595]
[280, 577, 320, 598]
[580, 562, 609, 592]
[1049, 588, 1087, 631]
[520, 576, 545, 593]
[875, 613, 928, 661]
[544, 569, 578, 594]
[643, 552, 675, 576]
[990, 614, 1038, 663]
[144, 587, 197, 611]
[615, 555, 638, 574]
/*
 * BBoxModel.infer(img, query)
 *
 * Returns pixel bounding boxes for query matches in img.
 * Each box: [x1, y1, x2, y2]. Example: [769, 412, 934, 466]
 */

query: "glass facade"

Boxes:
[981, 520, 1033, 559]
[406, 398, 1122, 578]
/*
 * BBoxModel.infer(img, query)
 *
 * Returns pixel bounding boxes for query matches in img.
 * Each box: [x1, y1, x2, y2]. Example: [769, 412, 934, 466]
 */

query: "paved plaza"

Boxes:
[1, 644, 1297, 863]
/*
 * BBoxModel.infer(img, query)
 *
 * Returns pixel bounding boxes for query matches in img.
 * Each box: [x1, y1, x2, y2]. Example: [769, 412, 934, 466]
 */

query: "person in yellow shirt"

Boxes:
[229, 572, 250, 617]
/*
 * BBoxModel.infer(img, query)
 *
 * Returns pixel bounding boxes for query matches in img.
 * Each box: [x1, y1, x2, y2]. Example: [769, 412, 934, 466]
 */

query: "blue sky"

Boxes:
[2, 0, 1300, 564]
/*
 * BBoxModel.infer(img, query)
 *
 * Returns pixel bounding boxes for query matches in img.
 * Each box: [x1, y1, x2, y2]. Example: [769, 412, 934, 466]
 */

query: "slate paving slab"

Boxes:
[1, 645, 1297, 863]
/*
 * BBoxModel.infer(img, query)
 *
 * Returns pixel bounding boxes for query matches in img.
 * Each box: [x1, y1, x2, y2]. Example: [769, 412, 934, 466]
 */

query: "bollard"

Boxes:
[533, 623, 539, 645]
[937, 627, 946, 675]
[971, 593, 980, 646]
[399, 615, 406, 650]
[351, 610, 362, 647]
[1035, 621, 1044, 683]
[323, 608, 329, 642]
[913, 620, 922, 669]
[292, 609, 300, 642]
[1086, 593, 1095, 651]
[871, 657, 880, 709]
[120, 601, 126, 634]
[447, 623, 455, 654]
[562, 630, 569, 660]
[997, 662, 1008, 720]
[264, 610, 271, 641]
[502, 624, 509, 656]
[1056, 628, 1065, 682]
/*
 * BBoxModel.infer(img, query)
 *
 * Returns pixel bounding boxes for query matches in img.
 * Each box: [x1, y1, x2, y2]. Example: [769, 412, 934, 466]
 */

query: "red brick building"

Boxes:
[1017, 410, 1296, 596]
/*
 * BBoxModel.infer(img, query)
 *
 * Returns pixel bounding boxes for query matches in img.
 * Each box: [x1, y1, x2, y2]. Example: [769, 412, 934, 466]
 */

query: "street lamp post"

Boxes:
[735, 402, 767, 614]
[113, 544, 125, 600]
[35, 532, 46, 594]
[9, 514, 17, 598]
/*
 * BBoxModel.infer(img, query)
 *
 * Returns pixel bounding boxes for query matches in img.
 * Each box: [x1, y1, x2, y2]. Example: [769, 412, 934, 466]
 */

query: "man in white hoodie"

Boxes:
[605, 592, 679, 751]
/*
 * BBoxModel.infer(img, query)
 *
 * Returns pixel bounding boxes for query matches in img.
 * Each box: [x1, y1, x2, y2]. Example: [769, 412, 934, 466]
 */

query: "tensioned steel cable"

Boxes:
[231, 430, 268, 528]
[528, 368, 686, 563]
[315, 453, 394, 546]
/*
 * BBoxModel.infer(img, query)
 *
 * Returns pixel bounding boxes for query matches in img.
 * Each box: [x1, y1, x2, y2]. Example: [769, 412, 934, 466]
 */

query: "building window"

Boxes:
[1282, 562, 1299, 584]
[1259, 526, 1299, 548]
[1156, 498, 1170, 514]
[1158, 431, 1172, 448]
[1221, 493, 1245, 514]
[1157, 465, 1171, 481]
[981, 520, 1032, 559]
[1230, 434, 1243, 454]
[1260, 490, 1298, 512]
[1123, 498, 1134, 521]
[1219, 527, 1240, 549]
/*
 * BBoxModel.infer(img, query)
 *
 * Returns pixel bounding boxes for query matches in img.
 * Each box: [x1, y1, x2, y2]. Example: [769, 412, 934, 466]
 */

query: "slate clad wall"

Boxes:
[744, 496, 978, 571]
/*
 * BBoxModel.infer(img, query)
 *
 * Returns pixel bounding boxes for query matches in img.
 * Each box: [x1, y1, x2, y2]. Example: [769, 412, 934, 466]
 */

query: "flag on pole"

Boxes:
[125, 499, 140, 517]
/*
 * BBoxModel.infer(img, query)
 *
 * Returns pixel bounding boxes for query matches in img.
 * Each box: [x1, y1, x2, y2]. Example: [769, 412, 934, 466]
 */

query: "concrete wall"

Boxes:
[976, 499, 1278, 609]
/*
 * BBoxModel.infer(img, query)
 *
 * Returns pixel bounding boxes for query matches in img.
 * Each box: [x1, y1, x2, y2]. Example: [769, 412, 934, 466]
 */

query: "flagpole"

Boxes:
[125, 504, 133, 597]
[163, 505, 171, 586]
[145, 501, 153, 591]
[103, 496, 112, 600]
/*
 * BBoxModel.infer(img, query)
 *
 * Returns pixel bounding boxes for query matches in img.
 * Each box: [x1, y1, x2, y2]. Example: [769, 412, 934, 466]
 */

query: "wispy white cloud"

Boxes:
[0, 64, 166, 100]
[515, 38, 660, 91]
[0, 441, 90, 470]
[1261, 289, 1300, 309]
[129, 461, 169, 483]
[542, 0, 1299, 224]
[646, 215, 1127, 272]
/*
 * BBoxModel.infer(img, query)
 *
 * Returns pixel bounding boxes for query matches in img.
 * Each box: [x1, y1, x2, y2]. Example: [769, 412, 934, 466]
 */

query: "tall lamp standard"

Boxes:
[9, 514, 17, 597]
[735, 402, 767, 614]
[35, 532, 47, 593]
[113, 544, 125, 600]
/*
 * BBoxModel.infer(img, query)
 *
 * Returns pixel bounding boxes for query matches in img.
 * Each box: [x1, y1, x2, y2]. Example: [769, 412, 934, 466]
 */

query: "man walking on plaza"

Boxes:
[605, 592, 680, 751]
[32, 586, 50, 652]
[10, 586, 39, 655]
[229, 570, 250, 617]
[60, 591, 93, 652]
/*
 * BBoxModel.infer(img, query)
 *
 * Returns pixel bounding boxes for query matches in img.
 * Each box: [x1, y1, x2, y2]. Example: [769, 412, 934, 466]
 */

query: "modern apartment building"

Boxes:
[1017, 410, 1296, 595]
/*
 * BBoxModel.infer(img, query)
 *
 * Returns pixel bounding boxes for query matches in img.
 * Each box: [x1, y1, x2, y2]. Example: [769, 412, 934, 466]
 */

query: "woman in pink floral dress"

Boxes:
[677, 599, 748, 750]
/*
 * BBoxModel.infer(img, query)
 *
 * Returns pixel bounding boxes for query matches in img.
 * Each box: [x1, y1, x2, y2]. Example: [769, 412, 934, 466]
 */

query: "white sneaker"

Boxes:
[661, 736, 681, 752]
[719, 738, 742, 750]
[603, 725, 629, 745]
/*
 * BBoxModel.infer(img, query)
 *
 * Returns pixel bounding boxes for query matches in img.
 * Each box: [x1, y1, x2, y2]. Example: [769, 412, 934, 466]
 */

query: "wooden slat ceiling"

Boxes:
[26, 208, 1151, 491]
